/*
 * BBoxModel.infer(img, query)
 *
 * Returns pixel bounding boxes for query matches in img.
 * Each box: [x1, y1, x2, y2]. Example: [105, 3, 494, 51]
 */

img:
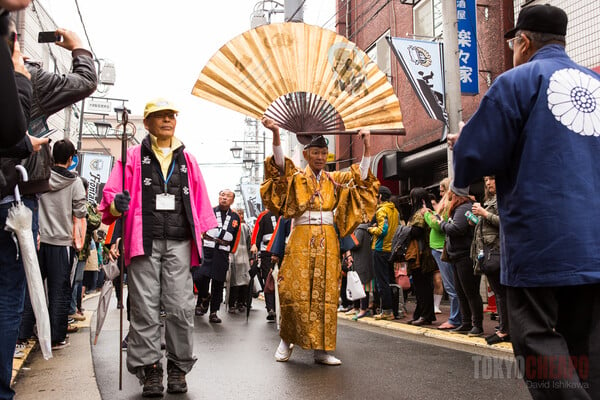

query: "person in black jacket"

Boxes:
[250, 209, 278, 321]
[0, 7, 33, 399]
[193, 189, 240, 324]
[2, 21, 97, 198]
[0, 3, 30, 149]
[6, 21, 97, 353]
[439, 183, 483, 337]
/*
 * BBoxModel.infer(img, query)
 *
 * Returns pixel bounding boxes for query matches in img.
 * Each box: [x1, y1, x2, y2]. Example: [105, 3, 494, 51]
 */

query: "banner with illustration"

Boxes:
[79, 152, 114, 205]
[388, 37, 448, 124]
[240, 183, 263, 227]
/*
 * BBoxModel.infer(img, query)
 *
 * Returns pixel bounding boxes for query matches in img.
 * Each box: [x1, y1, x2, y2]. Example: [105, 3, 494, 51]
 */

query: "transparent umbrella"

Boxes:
[4, 166, 52, 359]
[93, 259, 119, 345]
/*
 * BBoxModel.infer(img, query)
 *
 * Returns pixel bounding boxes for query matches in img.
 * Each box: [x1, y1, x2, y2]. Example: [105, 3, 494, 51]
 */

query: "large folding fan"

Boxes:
[192, 22, 404, 143]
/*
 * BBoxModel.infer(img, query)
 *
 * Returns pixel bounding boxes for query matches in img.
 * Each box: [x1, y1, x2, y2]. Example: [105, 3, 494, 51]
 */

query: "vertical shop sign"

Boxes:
[457, 0, 479, 94]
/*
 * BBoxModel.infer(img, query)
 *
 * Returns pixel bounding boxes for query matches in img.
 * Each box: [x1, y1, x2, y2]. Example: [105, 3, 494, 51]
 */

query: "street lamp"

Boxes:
[93, 121, 112, 137]
[243, 158, 255, 170]
[113, 107, 132, 123]
[230, 140, 265, 159]
[230, 145, 243, 159]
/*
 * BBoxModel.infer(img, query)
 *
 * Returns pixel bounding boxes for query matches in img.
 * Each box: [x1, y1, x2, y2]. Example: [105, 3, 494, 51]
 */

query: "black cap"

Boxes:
[378, 186, 392, 197]
[303, 135, 328, 149]
[504, 4, 568, 39]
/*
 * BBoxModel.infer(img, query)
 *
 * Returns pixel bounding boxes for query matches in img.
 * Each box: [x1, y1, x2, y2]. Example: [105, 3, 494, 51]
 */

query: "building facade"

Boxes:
[335, 0, 514, 201]
[336, 0, 598, 203]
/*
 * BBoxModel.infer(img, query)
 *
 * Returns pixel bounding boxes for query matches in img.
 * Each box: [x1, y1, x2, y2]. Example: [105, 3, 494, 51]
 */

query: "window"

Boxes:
[366, 30, 391, 79]
[413, 0, 442, 38]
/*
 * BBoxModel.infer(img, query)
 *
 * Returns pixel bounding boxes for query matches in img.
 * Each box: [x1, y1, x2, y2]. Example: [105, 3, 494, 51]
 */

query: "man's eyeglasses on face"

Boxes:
[507, 36, 519, 51]
[150, 112, 177, 120]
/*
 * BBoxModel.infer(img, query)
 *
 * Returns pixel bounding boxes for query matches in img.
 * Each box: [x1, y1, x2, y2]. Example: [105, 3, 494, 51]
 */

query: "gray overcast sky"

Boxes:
[38, 0, 335, 204]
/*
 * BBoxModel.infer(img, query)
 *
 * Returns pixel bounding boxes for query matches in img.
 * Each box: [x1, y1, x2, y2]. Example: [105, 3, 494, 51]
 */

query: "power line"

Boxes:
[73, 0, 97, 60]
[287, 0, 307, 22]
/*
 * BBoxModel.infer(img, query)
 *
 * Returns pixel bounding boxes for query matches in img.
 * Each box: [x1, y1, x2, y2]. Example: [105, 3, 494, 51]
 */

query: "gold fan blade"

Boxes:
[192, 22, 403, 132]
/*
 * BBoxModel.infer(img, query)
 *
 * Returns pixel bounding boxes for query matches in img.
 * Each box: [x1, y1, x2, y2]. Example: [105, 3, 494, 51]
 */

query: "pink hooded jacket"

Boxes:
[99, 142, 216, 266]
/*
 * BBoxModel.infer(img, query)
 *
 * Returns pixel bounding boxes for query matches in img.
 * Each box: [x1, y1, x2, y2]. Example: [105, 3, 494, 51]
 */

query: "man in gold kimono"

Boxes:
[260, 117, 379, 366]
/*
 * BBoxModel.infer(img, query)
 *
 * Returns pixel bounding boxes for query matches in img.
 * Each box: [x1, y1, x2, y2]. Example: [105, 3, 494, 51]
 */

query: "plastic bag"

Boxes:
[346, 270, 366, 301]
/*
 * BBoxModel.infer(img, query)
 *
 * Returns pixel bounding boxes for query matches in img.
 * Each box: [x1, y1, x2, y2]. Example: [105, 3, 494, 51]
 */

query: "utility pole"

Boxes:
[441, 1, 462, 179]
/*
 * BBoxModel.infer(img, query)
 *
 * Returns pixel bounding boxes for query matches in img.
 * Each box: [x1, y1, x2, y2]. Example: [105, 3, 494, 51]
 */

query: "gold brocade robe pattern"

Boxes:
[260, 157, 379, 350]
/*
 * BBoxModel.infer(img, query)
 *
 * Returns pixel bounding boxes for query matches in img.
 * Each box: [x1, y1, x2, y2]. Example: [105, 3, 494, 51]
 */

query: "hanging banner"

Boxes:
[79, 152, 114, 205]
[388, 37, 448, 124]
[457, 0, 479, 95]
[240, 183, 263, 226]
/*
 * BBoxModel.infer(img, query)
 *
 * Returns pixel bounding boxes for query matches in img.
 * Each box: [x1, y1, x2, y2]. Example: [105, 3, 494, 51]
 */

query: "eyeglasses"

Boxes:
[507, 36, 520, 51]
[150, 112, 177, 120]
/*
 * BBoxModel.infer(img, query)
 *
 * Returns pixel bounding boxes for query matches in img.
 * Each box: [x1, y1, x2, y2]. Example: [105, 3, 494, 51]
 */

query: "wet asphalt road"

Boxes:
[91, 299, 530, 400]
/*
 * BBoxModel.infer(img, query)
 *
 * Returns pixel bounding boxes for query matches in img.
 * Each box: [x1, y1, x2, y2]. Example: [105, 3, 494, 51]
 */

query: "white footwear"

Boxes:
[274, 340, 294, 362]
[314, 350, 342, 366]
[434, 294, 443, 314]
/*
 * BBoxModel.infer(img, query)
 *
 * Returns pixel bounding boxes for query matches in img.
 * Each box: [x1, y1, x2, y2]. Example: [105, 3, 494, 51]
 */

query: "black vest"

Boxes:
[140, 139, 192, 244]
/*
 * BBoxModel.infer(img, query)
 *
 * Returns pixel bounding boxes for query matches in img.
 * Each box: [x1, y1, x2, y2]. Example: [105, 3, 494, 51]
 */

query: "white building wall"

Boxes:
[512, 0, 600, 70]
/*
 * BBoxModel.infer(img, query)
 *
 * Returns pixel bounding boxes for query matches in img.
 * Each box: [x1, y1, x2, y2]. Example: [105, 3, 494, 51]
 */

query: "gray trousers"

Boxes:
[126, 239, 196, 375]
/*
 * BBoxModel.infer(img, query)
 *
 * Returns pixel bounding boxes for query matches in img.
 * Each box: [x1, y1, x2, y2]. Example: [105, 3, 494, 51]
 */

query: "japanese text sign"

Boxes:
[457, 0, 479, 94]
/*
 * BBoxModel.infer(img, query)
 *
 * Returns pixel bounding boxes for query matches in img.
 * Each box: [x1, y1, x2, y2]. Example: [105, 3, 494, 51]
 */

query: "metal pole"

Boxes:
[442, 0, 462, 180]
[118, 105, 128, 391]
[77, 99, 85, 150]
[254, 121, 259, 183]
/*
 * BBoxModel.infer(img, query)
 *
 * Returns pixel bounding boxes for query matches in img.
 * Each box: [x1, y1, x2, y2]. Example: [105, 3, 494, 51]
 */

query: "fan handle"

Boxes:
[297, 129, 405, 136]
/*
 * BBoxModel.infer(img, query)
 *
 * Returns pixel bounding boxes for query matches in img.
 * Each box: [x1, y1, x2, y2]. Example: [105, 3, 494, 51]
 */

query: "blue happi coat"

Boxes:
[453, 44, 600, 287]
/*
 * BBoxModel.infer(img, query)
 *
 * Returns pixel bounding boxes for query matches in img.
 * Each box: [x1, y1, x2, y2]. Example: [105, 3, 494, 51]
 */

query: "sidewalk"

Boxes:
[11, 291, 102, 399]
[337, 297, 514, 355]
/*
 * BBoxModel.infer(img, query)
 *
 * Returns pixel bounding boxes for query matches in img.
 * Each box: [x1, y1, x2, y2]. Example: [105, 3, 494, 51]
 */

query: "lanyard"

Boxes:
[156, 161, 176, 193]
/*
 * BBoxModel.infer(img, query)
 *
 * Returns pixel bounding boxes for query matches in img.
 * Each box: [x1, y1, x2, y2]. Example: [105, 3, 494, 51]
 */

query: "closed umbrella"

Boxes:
[4, 166, 52, 359]
[93, 258, 119, 345]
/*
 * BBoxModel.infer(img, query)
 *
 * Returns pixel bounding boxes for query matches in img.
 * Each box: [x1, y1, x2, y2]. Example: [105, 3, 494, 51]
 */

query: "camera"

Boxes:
[37, 31, 62, 43]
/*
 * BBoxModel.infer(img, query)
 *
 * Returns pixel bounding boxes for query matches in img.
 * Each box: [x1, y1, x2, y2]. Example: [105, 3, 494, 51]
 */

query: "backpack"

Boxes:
[388, 225, 412, 263]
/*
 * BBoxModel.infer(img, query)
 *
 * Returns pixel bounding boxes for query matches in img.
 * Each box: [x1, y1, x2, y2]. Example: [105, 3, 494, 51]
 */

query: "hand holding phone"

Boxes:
[37, 31, 62, 43]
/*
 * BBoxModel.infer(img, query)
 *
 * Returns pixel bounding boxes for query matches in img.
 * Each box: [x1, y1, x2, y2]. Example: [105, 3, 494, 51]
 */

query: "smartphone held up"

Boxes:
[37, 31, 62, 43]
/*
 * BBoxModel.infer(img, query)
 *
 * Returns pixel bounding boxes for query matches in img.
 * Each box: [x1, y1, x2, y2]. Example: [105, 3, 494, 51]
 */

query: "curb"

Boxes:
[11, 291, 101, 386]
[337, 311, 514, 355]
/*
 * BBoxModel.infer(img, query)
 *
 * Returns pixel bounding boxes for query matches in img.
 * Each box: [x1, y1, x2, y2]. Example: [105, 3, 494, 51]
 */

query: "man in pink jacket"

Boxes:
[100, 98, 216, 397]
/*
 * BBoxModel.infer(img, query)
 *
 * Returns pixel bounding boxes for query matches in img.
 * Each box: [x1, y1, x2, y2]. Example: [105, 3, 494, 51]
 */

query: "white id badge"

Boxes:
[156, 193, 176, 210]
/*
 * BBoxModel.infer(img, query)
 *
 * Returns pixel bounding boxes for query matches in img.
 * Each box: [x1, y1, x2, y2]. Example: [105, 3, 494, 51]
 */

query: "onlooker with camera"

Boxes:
[451, 5, 600, 397]
[7, 18, 97, 348]
[438, 184, 483, 336]
[0, 1, 31, 149]
[469, 176, 507, 345]
[423, 178, 462, 330]
[0, 6, 32, 399]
